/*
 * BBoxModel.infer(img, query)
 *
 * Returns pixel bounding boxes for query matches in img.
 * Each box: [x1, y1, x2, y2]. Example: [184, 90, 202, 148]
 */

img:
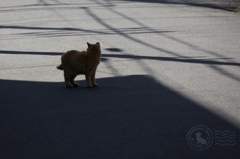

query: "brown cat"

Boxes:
[57, 42, 101, 88]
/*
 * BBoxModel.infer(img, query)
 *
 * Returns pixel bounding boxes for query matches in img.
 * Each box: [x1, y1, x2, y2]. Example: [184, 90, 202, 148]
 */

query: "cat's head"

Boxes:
[87, 42, 100, 49]
[87, 42, 101, 54]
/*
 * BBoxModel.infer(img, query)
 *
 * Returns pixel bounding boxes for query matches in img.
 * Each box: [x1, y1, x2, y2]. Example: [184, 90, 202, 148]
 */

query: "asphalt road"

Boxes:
[0, 0, 240, 158]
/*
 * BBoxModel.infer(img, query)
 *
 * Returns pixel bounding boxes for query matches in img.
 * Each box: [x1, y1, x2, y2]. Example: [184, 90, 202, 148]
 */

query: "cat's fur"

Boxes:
[57, 42, 101, 88]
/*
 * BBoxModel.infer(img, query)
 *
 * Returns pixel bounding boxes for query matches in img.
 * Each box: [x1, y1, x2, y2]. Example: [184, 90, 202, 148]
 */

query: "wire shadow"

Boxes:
[1, 50, 240, 67]
[85, 2, 240, 83]
[0, 50, 62, 56]
[118, 0, 239, 11]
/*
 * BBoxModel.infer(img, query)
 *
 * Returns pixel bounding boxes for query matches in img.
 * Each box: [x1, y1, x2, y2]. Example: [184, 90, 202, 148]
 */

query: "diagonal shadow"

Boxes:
[0, 75, 239, 158]
[94, 0, 237, 60]
[118, 0, 240, 11]
[86, 1, 240, 83]
[80, 6, 182, 58]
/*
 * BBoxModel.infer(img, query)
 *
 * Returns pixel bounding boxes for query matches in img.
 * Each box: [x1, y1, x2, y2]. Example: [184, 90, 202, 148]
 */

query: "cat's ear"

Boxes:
[96, 42, 100, 45]
[87, 42, 91, 48]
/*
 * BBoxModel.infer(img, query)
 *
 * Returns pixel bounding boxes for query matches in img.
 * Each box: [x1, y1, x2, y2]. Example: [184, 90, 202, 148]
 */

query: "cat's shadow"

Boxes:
[0, 75, 239, 158]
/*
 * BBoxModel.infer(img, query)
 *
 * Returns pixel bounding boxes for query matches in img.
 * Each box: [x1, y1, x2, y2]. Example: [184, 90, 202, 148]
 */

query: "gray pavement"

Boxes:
[0, 0, 240, 158]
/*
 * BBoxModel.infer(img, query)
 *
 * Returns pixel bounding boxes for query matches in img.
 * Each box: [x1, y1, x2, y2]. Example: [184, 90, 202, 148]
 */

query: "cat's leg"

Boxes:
[85, 74, 92, 88]
[70, 75, 79, 87]
[91, 70, 98, 87]
[64, 75, 72, 88]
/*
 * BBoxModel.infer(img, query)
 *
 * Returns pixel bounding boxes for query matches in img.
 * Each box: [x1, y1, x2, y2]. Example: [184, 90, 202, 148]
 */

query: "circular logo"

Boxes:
[187, 125, 213, 151]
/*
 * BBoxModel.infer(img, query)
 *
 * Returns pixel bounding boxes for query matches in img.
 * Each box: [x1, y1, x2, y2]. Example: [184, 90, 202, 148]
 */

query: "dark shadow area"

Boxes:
[119, 0, 240, 11]
[0, 75, 239, 158]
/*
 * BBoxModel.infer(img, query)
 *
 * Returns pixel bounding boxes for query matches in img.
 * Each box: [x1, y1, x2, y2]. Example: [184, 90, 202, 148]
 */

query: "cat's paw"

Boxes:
[73, 83, 79, 87]
[93, 83, 98, 87]
[86, 85, 92, 88]
[66, 85, 72, 88]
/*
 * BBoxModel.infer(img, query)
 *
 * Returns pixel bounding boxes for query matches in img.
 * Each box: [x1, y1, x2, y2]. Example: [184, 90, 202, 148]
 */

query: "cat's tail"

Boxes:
[56, 64, 63, 70]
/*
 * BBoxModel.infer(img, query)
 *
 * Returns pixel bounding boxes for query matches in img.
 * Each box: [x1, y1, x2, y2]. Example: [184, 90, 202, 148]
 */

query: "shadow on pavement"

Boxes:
[1, 49, 240, 82]
[2, 50, 240, 67]
[120, 0, 240, 11]
[0, 75, 239, 158]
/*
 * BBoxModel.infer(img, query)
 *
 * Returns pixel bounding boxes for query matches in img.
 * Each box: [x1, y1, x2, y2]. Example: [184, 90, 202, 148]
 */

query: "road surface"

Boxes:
[0, 0, 240, 158]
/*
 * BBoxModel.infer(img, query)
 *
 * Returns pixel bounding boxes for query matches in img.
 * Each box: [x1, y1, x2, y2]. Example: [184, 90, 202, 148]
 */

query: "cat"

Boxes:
[57, 42, 101, 88]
